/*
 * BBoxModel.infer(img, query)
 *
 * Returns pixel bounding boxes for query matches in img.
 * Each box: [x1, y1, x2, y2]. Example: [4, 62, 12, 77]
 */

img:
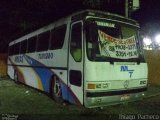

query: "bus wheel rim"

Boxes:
[53, 76, 61, 98]
[15, 72, 18, 82]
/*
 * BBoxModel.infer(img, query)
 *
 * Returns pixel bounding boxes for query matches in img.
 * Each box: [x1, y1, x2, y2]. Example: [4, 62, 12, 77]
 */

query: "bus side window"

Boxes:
[14, 42, 20, 55]
[37, 31, 50, 52]
[50, 24, 66, 50]
[20, 40, 27, 54]
[27, 36, 37, 53]
[8, 45, 14, 56]
[70, 22, 82, 62]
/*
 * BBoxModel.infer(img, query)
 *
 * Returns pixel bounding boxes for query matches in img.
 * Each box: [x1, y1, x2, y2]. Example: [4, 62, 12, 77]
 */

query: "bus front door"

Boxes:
[68, 21, 84, 105]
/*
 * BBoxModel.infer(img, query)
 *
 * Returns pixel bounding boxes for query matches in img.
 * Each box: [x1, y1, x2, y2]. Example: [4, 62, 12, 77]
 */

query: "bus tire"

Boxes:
[14, 71, 19, 83]
[51, 76, 63, 103]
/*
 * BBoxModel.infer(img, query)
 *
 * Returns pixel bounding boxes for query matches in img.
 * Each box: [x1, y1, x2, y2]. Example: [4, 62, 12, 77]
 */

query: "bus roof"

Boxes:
[71, 9, 138, 25]
[9, 9, 139, 46]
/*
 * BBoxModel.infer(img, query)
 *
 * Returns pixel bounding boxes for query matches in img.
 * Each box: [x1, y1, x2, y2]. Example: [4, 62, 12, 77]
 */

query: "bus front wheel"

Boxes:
[51, 76, 63, 103]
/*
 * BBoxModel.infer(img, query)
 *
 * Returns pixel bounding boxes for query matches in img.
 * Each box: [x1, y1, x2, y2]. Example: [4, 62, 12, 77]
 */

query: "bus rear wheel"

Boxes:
[51, 76, 63, 103]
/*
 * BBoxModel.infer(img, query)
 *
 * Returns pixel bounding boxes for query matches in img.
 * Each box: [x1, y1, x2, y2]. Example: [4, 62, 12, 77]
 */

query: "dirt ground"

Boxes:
[0, 79, 160, 120]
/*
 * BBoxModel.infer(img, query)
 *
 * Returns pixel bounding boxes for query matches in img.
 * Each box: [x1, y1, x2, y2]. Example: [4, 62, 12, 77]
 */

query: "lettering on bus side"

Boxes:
[15, 55, 23, 63]
[38, 52, 54, 59]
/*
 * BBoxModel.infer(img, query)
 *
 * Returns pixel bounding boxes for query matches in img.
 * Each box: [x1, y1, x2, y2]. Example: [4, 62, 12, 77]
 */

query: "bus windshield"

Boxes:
[86, 19, 144, 62]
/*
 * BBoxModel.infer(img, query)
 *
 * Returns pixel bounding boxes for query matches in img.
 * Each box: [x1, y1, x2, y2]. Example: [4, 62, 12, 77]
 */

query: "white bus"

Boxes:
[7, 10, 148, 108]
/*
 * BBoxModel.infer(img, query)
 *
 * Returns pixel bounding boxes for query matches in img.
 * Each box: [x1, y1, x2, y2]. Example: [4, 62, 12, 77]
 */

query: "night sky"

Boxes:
[0, 0, 160, 53]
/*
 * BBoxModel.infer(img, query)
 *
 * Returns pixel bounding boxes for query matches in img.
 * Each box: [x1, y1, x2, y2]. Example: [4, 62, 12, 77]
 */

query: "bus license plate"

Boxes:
[120, 94, 130, 101]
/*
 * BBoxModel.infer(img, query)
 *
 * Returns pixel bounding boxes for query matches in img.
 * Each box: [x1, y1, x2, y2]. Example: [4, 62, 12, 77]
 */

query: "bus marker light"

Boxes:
[88, 84, 96, 89]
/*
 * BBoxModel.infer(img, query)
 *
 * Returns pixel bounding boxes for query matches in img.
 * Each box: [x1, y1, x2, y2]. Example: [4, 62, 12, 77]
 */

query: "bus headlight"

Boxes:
[96, 84, 101, 88]
[103, 83, 109, 88]
[87, 83, 110, 89]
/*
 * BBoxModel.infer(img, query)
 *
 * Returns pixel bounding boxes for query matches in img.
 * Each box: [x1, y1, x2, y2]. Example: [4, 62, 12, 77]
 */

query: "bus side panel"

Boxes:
[8, 55, 81, 104]
[8, 51, 81, 105]
[7, 58, 15, 79]
[23, 50, 68, 93]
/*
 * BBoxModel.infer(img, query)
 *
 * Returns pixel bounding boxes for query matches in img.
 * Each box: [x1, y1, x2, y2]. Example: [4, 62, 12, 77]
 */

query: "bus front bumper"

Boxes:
[84, 87, 147, 108]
